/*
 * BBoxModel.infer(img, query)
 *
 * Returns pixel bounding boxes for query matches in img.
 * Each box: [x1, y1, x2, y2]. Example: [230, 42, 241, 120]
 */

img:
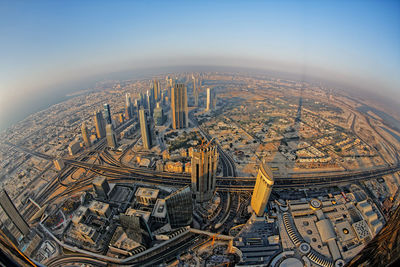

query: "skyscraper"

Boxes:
[192, 75, 199, 106]
[125, 93, 134, 120]
[81, 122, 91, 147]
[146, 90, 153, 116]
[106, 124, 118, 149]
[0, 189, 30, 236]
[191, 145, 219, 203]
[165, 186, 193, 228]
[94, 111, 106, 139]
[206, 87, 216, 111]
[153, 102, 165, 126]
[171, 83, 188, 129]
[139, 108, 152, 149]
[153, 79, 161, 102]
[103, 103, 112, 125]
[250, 161, 274, 216]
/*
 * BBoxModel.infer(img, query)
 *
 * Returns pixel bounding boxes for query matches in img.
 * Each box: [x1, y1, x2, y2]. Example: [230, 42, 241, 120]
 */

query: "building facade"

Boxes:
[139, 108, 152, 149]
[250, 162, 274, 216]
[191, 145, 219, 203]
[171, 83, 188, 129]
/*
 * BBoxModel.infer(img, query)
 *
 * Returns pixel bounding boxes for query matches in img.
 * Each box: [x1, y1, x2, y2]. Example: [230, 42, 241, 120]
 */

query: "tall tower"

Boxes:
[146, 90, 154, 116]
[171, 83, 188, 129]
[139, 108, 152, 149]
[251, 161, 274, 216]
[103, 103, 112, 125]
[153, 102, 165, 126]
[106, 124, 118, 149]
[192, 75, 199, 107]
[125, 93, 134, 120]
[191, 145, 219, 203]
[206, 88, 216, 111]
[81, 122, 91, 147]
[0, 189, 30, 236]
[94, 111, 106, 139]
[153, 80, 161, 102]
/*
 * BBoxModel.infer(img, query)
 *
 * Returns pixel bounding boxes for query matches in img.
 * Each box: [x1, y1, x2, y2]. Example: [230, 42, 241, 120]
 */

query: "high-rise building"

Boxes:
[171, 83, 188, 129]
[81, 122, 91, 147]
[125, 93, 134, 120]
[206, 88, 217, 111]
[0, 189, 30, 236]
[192, 75, 199, 106]
[103, 103, 112, 125]
[165, 186, 193, 228]
[139, 108, 152, 149]
[106, 124, 118, 149]
[146, 90, 154, 116]
[92, 177, 110, 199]
[153, 80, 161, 102]
[191, 145, 219, 203]
[94, 111, 106, 139]
[153, 102, 165, 126]
[250, 161, 274, 216]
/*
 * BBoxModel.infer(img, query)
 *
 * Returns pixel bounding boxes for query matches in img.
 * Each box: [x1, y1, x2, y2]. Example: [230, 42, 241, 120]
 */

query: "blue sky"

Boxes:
[0, 0, 399, 128]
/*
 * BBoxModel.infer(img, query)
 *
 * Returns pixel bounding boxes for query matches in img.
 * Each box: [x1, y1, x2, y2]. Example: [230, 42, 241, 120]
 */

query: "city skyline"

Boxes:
[1, 0, 400, 131]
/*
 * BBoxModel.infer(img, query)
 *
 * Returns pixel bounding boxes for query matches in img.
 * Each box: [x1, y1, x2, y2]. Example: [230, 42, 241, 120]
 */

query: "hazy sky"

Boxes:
[0, 0, 399, 129]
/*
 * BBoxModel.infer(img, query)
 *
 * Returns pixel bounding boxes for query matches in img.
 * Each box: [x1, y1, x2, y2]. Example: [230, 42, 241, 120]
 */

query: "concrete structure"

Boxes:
[206, 87, 216, 111]
[92, 176, 110, 199]
[153, 102, 165, 126]
[106, 123, 118, 149]
[103, 103, 112, 125]
[251, 161, 274, 216]
[171, 83, 188, 129]
[72, 223, 99, 245]
[68, 140, 81, 156]
[135, 187, 159, 205]
[125, 93, 134, 120]
[139, 108, 152, 150]
[81, 122, 91, 148]
[53, 159, 65, 171]
[146, 90, 153, 116]
[192, 75, 199, 106]
[94, 111, 106, 139]
[191, 145, 219, 203]
[72, 206, 88, 225]
[89, 200, 111, 218]
[152, 199, 167, 223]
[165, 186, 192, 228]
[153, 79, 161, 102]
[0, 189, 30, 236]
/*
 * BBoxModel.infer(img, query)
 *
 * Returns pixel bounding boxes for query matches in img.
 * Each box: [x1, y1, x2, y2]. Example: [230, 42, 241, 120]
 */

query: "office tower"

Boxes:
[165, 186, 193, 228]
[206, 88, 216, 111]
[153, 79, 161, 102]
[92, 177, 110, 199]
[125, 93, 134, 120]
[192, 75, 199, 106]
[139, 108, 152, 149]
[103, 103, 112, 125]
[134, 98, 141, 115]
[81, 122, 91, 147]
[94, 111, 106, 138]
[146, 90, 153, 116]
[191, 145, 219, 203]
[106, 124, 118, 149]
[171, 83, 188, 129]
[251, 161, 274, 216]
[0, 189, 30, 236]
[153, 102, 165, 126]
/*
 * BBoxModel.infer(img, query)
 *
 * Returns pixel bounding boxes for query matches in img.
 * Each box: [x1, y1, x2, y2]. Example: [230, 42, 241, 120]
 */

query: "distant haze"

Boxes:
[0, 0, 399, 130]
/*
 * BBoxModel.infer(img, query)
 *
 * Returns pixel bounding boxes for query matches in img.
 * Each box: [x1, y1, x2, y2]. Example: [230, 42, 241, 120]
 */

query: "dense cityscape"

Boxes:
[1, 72, 400, 266]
